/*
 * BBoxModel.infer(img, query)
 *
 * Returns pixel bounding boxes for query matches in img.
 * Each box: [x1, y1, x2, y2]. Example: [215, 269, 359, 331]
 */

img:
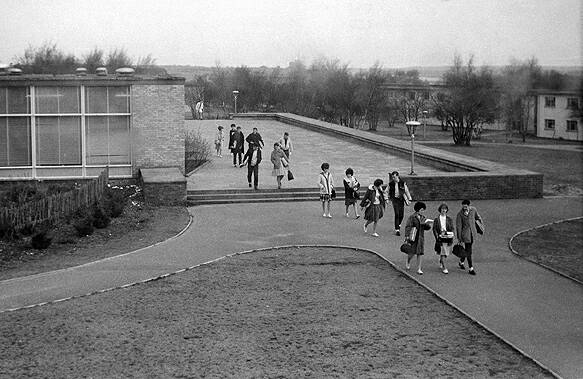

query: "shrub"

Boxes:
[92, 204, 111, 229]
[31, 229, 53, 250]
[185, 130, 211, 174]
[72, 208, 94, 237]
[102, 187, 127, 218]
[0, 219, 17, 240]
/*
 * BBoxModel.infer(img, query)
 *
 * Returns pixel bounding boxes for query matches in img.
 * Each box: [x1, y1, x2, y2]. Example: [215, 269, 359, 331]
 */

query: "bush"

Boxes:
[72, 208, 94, 237]
[0, 219, 17, 240]
[31, 229, 53, 250]
[185, 130, 211, 173]
[92, 204, 111, 229]
[102, 187, 127, 218]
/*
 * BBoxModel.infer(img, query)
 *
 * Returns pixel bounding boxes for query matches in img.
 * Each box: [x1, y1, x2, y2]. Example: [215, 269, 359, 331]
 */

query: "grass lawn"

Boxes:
[511, 218, 583, 283]
[0, 247, 551, 378]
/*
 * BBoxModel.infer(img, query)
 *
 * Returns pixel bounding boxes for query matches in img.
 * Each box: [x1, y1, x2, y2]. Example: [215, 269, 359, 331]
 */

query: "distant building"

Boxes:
[532, 90, 581, 141]
[0, 70, 185, 180]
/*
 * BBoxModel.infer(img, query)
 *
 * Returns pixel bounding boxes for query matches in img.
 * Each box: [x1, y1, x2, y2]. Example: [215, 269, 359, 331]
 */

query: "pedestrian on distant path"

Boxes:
[279, 132, 293, 160]
[229, 124, 245, 167]
[404, 201, 433, 275]
[318, 163, 334, 218]
[214, 126, 224, 157]
[360, 178, 386, 237]
[343, 168, 360, 219]
[246, 127, 264, 149]
[432, 203, 455, 274]
[241, 143, 262, 190]
[455, 199, 483, 275]
[270, 143, 288, 189]
[388, 171, 412, 236]
[195, 100, 204, 120]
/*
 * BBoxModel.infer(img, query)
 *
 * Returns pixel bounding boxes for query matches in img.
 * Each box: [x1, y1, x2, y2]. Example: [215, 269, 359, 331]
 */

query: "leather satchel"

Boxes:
[400, 241, 414, 255]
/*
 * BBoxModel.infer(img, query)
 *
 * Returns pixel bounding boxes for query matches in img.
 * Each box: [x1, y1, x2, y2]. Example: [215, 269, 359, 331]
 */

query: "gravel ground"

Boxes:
[0, 247, 550, 378]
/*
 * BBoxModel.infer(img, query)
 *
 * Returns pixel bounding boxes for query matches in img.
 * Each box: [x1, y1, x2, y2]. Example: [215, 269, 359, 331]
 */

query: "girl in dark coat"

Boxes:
[432, 203, 455, 274]
[343, 167, 360, 219]
[404, 201, 433, 274]
[359, 178, 386, 237]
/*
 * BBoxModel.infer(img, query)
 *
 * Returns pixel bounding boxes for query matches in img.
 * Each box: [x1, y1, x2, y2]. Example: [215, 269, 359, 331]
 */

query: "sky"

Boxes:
[1, 0, 581, 69]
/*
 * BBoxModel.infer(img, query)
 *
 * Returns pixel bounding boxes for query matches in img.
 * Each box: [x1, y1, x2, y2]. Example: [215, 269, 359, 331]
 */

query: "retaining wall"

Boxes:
[233, 113, 543, 200]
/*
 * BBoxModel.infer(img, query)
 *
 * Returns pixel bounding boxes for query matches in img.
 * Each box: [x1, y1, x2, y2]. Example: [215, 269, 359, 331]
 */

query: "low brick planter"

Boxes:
[140, 167, 186, 206]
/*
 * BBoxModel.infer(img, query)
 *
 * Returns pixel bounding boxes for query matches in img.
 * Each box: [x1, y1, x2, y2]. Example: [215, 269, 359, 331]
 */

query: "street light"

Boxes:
[232, 90, 239, 114]
[405, 121, 421, 175]
[422, 110, 428, 139]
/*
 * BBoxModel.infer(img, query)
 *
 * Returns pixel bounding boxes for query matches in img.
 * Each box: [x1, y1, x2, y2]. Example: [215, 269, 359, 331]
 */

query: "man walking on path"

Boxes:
[242, 143, 262, 190]
[246, 127, 264, 149]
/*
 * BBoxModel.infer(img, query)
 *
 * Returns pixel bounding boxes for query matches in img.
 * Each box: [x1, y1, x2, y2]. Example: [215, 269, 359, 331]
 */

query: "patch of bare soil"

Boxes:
[0, 247, 550, 378]
[511, 218, 583, 283]
[0, 203, 190, 281]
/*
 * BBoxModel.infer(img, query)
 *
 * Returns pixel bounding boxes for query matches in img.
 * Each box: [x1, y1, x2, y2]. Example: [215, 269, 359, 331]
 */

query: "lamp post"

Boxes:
[232, 90, 239, 114]
[405, 121, 421, 175]
[422, 110, 428, 139]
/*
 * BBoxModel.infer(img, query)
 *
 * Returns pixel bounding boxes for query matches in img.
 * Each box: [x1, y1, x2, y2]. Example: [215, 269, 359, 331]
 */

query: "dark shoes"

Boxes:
[395, 230, 401, 236]
[469, 269, 476, 275]
[248, 183, 252, 188]
[458, 262, 465, 270]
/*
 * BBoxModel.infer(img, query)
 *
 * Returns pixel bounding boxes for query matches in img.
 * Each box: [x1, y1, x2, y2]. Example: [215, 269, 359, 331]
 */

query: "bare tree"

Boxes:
[433, 55, 498, 145]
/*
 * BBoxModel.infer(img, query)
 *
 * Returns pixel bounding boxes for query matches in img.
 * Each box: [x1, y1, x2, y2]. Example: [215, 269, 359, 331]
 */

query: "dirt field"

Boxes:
[0, 247, 550, 378]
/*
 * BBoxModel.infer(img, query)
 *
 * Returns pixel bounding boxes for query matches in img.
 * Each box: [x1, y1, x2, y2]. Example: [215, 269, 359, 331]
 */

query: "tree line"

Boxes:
[8, 43, 581, 145]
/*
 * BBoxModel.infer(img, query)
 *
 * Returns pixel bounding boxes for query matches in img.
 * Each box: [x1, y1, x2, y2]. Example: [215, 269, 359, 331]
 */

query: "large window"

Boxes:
[0, 88, 31, 166]
[566, 120, 578, 132]
[35, 87, 81, 165]
[0, 85, 131, 172]
[567, 97, 580, 110]
[85, 87, 130, 165]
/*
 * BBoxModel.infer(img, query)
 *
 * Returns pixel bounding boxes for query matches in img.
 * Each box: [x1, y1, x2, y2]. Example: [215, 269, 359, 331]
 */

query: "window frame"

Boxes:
[566, 120, 578, 132]
[544, 96, 556, 108]
[544, 119, 555, 130]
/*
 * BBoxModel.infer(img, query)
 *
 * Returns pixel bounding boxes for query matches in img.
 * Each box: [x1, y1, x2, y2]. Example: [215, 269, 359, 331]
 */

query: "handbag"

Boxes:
[452, 244, 466, 258]
[287, 170, 294, 181]
[331, 189, 336, 199]
[400, 241, 414, 255]
[475, 219, 485, 235]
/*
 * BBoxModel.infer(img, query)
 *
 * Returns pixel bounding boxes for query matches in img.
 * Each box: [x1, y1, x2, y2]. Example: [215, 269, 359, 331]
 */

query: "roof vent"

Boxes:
[75, 67, 88, 76]
[8, 67, 23, 76]
[95, 67, 108, 76]
[115, 67, 135, 76]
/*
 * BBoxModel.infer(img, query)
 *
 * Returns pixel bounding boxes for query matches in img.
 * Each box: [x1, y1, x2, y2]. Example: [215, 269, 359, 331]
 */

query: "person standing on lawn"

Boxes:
[455, 199, 483, 275]
[270, 143, 288, 189]
[278, 132, 293, 160]
[229, 124, 245, 167]
[343, 168, 360, 219]
[318, 163, 334, 218]
[388, 171, 412, 236]
[404, 201, 433, 274]
[241, 143, 262, 190]
[360, 178, 386, 237]
[432, 203, 455, 274]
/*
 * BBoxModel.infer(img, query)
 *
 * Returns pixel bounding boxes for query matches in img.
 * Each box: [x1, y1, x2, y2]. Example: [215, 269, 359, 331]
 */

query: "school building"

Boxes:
[0, 69, 185, 181]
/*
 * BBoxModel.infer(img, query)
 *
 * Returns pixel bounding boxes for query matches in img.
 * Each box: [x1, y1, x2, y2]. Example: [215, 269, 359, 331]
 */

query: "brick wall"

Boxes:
[132, 84, 185, 175]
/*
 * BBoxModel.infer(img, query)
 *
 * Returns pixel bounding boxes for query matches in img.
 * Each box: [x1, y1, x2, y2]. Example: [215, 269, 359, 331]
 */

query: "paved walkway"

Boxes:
[2, 119, 583, 378]
[186, 119, 439, 191]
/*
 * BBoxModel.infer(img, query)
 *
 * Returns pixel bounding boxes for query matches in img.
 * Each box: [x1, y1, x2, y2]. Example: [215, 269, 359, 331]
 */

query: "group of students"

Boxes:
[318, 164, 483, 276]
[215, 125, 293, 190]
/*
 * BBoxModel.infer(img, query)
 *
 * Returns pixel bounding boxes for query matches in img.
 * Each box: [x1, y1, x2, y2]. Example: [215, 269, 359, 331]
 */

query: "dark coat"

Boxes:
[359, 185, 386, 209]
[343, 177, 360, 200]
[404, 212, 432, 255]
[432, 215, 455, 244]
[245, 132, 264, 148]
[229, 130, 245, 154]
[242, 148, 262, 167]
[456, 206, 482, 243]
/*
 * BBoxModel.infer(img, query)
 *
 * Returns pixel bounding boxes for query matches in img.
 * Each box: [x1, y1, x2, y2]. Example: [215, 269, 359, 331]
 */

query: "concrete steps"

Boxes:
[187, 187, 346, 205]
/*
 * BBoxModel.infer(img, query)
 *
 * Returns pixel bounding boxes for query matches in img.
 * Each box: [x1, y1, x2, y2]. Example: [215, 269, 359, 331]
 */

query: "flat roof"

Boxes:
[0, 73, 185, 86]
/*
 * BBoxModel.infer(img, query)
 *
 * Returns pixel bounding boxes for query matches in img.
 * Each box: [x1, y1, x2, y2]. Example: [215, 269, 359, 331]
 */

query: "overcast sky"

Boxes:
[1, 0, 581, 68]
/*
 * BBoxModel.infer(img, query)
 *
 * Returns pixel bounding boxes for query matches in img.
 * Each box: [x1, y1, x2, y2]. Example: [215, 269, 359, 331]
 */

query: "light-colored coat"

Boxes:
[318, 171, 334, 195]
